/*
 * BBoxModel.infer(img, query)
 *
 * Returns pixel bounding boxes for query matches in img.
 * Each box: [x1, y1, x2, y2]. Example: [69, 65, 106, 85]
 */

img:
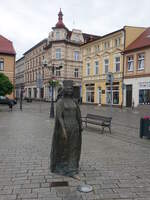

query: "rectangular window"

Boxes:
[115, 56, 120, 72]
[74, 68, 79, 78]
[95, 45, 100, 53]
[39, 57, 41, 65]
[104, 59, 109, 73]
[138, 53, 144, 70]
[0, 59, 4, 70]
[104, 41, 110, 49]
[113, 91, 119, 104]
[42, 70, 44, 79]
[32, 72, 34, 81]
[94, 61, 99, 75]
[56, 68, 61, 76]
[139, 89, 150, 104]
[56, 31, 60, 40]
[74, 51, 79, 61]
[86, 48, 91, 55]
[35, 58, 37, 65]
[86, 63, 90, 76]
[106, 87, 119, 105]
[115, 38, 121, 47]
[127, 56, 134, 71]
[56, 48, 61, 59]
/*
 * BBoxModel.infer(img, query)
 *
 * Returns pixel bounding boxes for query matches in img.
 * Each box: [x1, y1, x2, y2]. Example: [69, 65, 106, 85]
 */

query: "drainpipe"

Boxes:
[122, 28, 126, 108]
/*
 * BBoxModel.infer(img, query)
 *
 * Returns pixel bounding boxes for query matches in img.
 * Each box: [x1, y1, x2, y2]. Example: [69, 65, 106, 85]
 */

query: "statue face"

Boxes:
[64, 86, 73, 96]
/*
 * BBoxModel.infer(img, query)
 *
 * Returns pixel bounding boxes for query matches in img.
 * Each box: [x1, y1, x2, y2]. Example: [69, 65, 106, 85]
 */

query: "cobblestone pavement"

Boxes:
[0, 102, 150, 200]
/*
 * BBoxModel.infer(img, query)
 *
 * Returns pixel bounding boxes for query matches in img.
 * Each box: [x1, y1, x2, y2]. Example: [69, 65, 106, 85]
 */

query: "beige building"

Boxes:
[24, 39, 47, 99]
[123, 27, 150, 107]
[24, 9, 98, 100]
[0, 35, 16, 98]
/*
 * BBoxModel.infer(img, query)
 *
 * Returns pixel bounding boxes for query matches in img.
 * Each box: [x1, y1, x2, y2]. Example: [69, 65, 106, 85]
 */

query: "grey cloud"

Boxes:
[0, 0, 149, 59]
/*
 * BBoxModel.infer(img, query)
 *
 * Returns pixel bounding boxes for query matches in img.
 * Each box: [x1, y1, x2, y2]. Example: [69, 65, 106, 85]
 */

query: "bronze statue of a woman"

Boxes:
[50, 80, 82, 179]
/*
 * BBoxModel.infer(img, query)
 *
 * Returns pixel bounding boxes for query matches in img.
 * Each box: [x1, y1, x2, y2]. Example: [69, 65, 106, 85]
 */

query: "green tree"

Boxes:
[0, 73, 14, 96]
[49, 79, 60, 87]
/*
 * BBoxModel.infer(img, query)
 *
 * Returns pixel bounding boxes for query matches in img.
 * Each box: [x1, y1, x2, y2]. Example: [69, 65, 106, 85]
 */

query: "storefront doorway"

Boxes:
[86, 84, 94, 103]
[28, 88, 31, 98]
[106, 85, 119, 105]
[126, 85, 132, 107]
[40, 88, 44, 99]
[33, 88, 37, 98]
[97, 88, 101, 104]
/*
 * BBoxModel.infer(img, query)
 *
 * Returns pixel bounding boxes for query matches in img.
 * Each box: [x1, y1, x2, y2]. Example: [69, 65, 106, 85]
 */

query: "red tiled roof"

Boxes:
[0, 35, 16, 55]
[125, 27, 150, 52]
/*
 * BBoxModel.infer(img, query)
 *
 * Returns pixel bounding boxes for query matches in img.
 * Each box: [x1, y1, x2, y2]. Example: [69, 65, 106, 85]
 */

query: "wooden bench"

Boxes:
[82, 113, 112, 134]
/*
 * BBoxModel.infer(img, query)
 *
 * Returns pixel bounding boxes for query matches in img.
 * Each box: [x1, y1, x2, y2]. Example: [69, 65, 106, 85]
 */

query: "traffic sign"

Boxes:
[106, 72, 114, 83]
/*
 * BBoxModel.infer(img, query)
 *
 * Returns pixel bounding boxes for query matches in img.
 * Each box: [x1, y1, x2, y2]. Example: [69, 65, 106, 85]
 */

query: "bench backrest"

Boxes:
[86, 114, 112, 122]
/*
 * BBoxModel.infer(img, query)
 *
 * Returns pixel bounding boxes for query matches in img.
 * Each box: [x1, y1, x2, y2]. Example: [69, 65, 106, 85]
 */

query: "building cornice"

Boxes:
[45, 39, 82, 49]
[0, 52, 15, 56]
[16, 56, 24, 63]
[124, 73, 150, 79]
[24, 39, 47, 55]
[123, 45, 150, 54]
[81, 28, 124, 47]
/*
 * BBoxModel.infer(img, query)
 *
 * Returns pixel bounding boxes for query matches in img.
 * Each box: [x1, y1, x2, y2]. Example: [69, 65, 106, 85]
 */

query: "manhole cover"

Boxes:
[50, 181, 69, 187]
[77, 184, 93, 193]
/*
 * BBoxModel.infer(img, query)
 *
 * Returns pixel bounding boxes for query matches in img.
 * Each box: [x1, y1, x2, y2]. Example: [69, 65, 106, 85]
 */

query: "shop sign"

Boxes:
[139, 81, 150, 89]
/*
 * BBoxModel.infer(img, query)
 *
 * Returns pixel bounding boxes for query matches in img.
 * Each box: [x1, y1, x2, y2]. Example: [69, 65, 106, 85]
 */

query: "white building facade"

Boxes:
[124, 77, 150, 107]
[123, 28, 150, 107]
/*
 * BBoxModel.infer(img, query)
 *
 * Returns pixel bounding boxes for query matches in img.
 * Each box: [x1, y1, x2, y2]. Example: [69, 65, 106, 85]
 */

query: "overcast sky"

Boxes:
[0, 0, 150, 59]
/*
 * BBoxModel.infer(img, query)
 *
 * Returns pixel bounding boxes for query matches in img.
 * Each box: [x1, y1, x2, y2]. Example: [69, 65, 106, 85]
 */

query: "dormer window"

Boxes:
[56, 31, 60, 40]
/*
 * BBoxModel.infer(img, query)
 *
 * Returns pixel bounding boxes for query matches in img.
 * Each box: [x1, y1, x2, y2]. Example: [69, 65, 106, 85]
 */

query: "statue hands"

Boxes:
[62, 128, 67, 143]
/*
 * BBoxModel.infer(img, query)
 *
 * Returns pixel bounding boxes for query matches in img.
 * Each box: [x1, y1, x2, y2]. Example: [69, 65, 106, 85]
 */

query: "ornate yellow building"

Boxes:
[81, 26, 146, 106]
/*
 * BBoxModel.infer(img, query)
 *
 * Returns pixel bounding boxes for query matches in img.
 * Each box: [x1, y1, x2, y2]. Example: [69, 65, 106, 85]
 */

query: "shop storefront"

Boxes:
[106, 82, 119, 105]
[139, 81, 150, 104]
[124, 78, 150, 107]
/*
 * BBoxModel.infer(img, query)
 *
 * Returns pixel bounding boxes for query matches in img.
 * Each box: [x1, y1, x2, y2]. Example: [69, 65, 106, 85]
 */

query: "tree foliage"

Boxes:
[0, 73, 14, 96]
[49, 79, 60, 87]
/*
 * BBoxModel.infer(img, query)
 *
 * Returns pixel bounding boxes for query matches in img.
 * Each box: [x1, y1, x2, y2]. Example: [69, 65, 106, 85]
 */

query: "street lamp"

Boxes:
[106, 72, 114, 116]
[20, 88, 24, 111]
[42, 59, 63, 118]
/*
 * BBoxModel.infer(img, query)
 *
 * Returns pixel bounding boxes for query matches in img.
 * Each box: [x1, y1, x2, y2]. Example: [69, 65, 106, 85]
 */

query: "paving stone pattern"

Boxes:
[0, 102, 150, 199]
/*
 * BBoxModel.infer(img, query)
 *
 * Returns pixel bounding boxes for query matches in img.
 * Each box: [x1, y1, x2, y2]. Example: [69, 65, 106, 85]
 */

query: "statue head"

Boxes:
[63, 80, 73, 97]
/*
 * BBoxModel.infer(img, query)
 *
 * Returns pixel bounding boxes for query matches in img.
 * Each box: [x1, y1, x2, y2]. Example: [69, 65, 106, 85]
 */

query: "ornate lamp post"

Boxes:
[43, 60, 63, 118]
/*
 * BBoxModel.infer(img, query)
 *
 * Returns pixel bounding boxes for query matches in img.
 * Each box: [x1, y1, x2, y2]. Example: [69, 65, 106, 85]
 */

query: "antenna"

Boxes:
[73, 19, 75, 28]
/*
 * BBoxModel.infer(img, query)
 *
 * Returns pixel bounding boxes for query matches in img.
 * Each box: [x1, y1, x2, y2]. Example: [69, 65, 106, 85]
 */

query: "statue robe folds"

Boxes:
[50, 98, 82, 176]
